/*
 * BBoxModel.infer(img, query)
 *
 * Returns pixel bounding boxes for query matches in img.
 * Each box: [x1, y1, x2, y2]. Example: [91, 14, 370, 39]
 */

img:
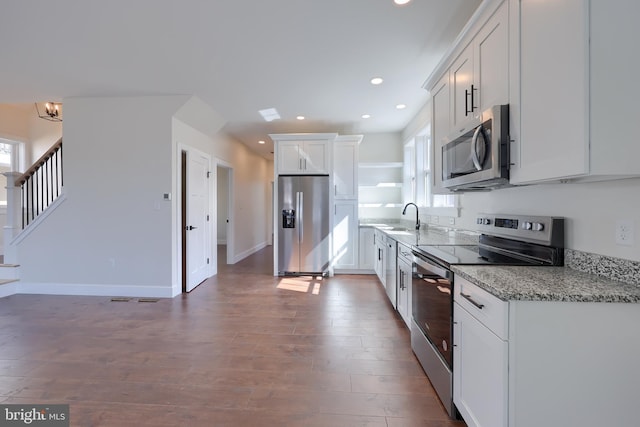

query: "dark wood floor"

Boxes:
[0, 246, 466, 426]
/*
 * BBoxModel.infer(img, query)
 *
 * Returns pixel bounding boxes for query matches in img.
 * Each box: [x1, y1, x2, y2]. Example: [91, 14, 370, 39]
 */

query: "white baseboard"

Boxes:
[231, 241, 268, 264]
[16, 281, 176, 298]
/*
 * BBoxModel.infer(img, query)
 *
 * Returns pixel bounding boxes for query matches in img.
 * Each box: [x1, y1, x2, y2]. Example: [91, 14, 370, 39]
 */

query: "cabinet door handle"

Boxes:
[470, 84, 477, 113]
[461, 293, 485, 309]
[465, 88, 470, 116]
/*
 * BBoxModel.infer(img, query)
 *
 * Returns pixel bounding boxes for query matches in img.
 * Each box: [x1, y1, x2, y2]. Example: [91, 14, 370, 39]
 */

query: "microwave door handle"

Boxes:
[471, 125, 484, 171]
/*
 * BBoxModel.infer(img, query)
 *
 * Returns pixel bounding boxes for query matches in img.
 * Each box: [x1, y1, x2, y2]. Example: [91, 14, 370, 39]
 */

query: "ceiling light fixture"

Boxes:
[296, 116, 305, 120]
[396, 104, 407, 110]
[394, 0, 412, 5]
[35, 102, 62, 122]
[258, 107, 281, 122]
[258, 140, 266, 144]
[362, 114, 371, 119]
[370, 77, 383, 85]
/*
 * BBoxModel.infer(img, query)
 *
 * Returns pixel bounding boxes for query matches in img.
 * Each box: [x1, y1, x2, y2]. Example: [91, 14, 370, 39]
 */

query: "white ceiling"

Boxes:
[0, 0, 481, 159]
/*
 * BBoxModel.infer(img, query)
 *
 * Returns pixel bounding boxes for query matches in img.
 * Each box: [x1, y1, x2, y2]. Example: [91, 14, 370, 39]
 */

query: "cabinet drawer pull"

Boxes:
[461, 293, 485, 309]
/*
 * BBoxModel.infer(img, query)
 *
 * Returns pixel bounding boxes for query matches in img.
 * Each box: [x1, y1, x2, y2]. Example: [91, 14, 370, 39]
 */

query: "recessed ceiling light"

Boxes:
[258, 140, 266, 144]
[258, 108, 281, 122]
[296, 116, 305, 120]
[394, 0, 411, 5]
[396, 104, 407, 110]
[370, 77, 383, 85]
[362, 114, 371, 119]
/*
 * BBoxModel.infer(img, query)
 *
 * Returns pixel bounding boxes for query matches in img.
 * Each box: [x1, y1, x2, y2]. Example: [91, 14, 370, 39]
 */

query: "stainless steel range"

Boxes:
[410, 214, 564, 418]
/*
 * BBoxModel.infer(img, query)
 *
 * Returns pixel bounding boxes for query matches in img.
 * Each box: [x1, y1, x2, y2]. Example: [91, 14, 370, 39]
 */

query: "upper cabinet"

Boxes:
[333, 135, 362, 199]
[450, 43, 478, 136]
[448, 1, 510, 139]
[428, 0, 509, 193]
[272, 133, 336, 175]
[509, 0, 640, 184]
[426, 0, 640, 188]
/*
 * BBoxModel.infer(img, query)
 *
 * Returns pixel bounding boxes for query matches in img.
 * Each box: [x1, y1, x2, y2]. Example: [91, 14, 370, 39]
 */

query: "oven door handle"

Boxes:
[412, 253, 452, 280]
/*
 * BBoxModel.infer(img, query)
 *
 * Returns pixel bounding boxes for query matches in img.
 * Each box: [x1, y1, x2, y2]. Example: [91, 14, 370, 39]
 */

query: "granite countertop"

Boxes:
[453, 265, 640, 303]
[361, 222, 480, 247]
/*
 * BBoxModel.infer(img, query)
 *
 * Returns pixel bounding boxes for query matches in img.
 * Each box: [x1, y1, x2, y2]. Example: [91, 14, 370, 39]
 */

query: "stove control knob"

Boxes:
[476, 217, 483, 224]
[522, 221, 532, 230]
[482, 218, 492, 225]
[533, 222, 545, 231]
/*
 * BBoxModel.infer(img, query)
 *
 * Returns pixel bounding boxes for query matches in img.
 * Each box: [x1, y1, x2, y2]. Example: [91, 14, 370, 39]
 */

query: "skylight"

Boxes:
[258, 108, 281, 122]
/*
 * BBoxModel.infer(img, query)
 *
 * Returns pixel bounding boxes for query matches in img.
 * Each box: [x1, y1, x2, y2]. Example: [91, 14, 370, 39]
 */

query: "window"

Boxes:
[0, 142, 11, 166]
[403, 125, 457, 214]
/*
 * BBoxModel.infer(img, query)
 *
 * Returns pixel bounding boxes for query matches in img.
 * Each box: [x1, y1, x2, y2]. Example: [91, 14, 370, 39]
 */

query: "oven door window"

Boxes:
[442, 121, 493, 180]
[412, 271, 453, 368]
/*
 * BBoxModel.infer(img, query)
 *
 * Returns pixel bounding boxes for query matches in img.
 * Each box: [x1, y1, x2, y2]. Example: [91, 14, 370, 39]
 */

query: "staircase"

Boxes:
[1, 138, 63, 295]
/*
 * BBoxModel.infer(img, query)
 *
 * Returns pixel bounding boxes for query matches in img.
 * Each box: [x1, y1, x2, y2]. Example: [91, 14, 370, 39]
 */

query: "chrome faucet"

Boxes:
[402, 202, 420, 230]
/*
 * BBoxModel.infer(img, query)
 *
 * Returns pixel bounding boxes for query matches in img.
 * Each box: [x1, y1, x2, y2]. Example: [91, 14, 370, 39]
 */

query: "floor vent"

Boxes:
[138, 298, 160, 303]
[110, 297, 132, 302]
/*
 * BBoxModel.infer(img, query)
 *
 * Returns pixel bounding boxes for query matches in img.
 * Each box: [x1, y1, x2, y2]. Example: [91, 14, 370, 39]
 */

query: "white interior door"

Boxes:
[186, 150, 210, 291]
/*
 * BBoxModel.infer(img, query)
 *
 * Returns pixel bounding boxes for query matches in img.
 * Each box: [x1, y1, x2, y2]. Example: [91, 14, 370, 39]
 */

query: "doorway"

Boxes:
[215, 160, 234, 269]
[180, 147, 212, 293]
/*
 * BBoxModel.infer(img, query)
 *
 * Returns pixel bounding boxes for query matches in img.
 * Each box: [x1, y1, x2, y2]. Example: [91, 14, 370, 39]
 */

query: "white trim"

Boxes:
[17, 281, 177, 298]
[215, 158, 234, 266]
[11, 192, 67, 246]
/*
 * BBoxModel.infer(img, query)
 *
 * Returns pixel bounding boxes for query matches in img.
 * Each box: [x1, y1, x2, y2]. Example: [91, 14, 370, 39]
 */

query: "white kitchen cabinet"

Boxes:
[271, 133, 336, 175]
[396, 243, 413, 329]
[474, 1, 509, 114]
[450, 1, 509, 138]
[384, 236, 397, 309]
[358, 227, 375, 272]
[453, 275, 640, 427]
[431, 74, 452, 194]
[332, 200, 358, 271]
[453, 281, 508, 427]
[450, 43, 477, 136]
[333, 135, 361, 199]
[373, 229, 386, 287]
[509, 0, 640, 184]
[427, 0, 509, 194]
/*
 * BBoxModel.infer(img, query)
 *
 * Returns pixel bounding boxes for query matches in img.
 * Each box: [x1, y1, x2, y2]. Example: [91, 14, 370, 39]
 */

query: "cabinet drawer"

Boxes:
[454, 275, 508, 340]
[397, 242, 413, 265]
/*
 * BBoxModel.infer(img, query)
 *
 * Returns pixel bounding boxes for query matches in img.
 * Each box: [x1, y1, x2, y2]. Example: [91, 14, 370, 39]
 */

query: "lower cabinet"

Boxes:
[453, 275, 640, 427]
[358, 227, 375, 271]
[333, 200, 358, 271]
[396, 243, 413, 329]
[454, 301, 508, 427]
[374, 230, 386, 286]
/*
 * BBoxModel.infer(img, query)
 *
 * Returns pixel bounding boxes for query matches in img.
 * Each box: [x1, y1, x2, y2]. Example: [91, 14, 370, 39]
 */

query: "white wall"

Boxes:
[0, 104, 30, 142]
[16, 95, 188, 296]
[28, 112, 63, 166]
[211, 132, 272, 261]
[172, 120, 273, 267]
[456, 178, 640, 262]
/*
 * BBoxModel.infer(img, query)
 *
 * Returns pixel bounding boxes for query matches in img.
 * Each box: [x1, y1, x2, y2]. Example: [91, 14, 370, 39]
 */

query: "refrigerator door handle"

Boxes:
[297, 191, 303, 243]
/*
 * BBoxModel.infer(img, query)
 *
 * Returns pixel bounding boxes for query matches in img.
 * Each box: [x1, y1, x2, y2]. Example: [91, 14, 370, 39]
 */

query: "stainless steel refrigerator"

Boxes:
[277, 175, 330, 275]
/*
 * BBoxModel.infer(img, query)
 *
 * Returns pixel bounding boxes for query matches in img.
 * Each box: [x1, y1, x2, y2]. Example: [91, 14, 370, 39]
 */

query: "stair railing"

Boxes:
[14, 138, 63, 229]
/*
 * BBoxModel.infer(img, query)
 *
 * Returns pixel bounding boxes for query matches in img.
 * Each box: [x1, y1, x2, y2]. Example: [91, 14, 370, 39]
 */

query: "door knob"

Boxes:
[186, 225, 198, 230]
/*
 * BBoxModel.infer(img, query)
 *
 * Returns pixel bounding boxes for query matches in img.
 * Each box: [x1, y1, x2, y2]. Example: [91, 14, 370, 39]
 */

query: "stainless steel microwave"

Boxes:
[442, 104, 510, 191]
